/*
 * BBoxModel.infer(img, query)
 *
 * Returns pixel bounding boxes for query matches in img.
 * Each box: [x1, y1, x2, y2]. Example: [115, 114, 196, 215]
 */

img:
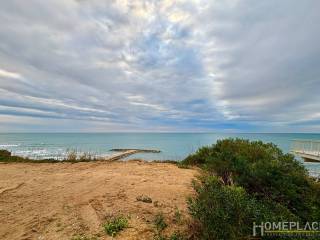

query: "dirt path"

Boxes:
[0, 161, 198, 240]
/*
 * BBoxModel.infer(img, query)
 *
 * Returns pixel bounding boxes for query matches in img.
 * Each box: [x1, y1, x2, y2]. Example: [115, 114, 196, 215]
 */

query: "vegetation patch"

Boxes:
[103, 216, 129, 237]
[172, 207, 182, 224]
[0, 149, 60, 163]
[183, 138, 320, 239]
[0, 149, 99, 163]
[153, 212, 170, 240]
[154, 212, 168, 232]
[154, 231, 186, 240]
[169, 231, 185, 240]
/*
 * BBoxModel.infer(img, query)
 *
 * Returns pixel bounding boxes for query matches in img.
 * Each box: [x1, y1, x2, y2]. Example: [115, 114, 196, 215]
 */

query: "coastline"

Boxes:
[0, 160, 198, 240]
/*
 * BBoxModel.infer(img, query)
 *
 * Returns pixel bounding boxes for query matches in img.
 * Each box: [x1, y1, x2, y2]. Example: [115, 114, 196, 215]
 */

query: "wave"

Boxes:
[0, 144, 20, 147]
[11, 148, 108, 160]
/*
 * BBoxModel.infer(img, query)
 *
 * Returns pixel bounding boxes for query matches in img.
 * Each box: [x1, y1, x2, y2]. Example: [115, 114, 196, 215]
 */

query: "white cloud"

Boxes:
[0, 69, 22, 79]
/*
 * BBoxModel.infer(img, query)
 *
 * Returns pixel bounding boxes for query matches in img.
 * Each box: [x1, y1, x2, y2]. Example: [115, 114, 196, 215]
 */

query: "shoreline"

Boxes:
[0, 149, 164, 163]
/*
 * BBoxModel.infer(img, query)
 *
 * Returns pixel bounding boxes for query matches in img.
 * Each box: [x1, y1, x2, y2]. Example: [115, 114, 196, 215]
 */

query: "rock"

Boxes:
[153, 201, 164, 207]
[136, 195, 152, 203]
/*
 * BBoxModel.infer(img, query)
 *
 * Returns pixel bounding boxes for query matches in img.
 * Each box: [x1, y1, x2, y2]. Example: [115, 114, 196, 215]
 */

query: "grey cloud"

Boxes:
[0, 0, 319, 132]
[196, 0, 320, 126]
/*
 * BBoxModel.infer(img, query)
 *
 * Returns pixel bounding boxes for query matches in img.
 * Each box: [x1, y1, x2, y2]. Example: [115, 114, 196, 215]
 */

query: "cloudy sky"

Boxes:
[0, 0, 319, 132]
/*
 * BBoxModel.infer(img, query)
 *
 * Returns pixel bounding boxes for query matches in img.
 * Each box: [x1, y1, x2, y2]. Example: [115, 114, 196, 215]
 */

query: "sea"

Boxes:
[0, 133, 320, 176]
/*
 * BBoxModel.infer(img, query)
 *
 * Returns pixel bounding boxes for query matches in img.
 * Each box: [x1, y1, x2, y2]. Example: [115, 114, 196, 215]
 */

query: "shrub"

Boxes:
[103, 216, 128, 237]
[154, 212, 167, 232]
[183, 146, 214, 166]
[188, 175, 298, 240]
[66, 151, 96, 162]
[0, 149, 34, 163]
[66, 150, 78, 162]
[79, 152, 94, 161]
[183, 139, 320, 239]
[0, 149, 11, 158]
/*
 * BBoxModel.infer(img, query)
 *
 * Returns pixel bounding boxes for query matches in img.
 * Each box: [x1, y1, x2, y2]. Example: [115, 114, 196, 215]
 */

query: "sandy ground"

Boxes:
[0, 161, 198, 240]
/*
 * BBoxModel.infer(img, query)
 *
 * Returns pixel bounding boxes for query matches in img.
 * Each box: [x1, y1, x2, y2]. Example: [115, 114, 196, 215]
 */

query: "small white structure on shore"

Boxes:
[291, 139, 320, 162]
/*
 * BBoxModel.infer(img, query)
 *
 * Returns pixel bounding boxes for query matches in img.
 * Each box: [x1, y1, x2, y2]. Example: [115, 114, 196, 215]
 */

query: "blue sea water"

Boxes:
[0, 133, 320, 175]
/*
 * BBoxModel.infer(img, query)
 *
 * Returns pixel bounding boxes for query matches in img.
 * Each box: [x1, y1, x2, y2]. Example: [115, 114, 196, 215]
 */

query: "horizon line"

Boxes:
[0, 132, 319, 134]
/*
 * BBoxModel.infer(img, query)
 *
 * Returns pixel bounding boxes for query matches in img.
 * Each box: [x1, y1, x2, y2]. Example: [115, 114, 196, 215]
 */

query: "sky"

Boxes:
[0, 0, 319, 133]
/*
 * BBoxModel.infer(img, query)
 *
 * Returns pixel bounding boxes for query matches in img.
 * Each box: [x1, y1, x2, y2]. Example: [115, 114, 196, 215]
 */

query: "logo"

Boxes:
[253, 222, 320, 238]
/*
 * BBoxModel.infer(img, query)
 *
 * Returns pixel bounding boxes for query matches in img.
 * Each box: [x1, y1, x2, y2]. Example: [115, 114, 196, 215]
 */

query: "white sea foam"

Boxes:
[11, 148, 104, 160]
[0, 144, 20, 147]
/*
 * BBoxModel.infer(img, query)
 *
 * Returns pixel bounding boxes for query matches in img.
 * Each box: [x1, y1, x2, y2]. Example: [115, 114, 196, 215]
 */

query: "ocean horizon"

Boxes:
[1, 132, 320, 176]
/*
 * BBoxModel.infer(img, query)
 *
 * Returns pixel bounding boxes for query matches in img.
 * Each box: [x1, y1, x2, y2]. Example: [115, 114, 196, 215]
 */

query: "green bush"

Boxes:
[0, 150, 33, 163]
[183, 146, 214, 166]
[103, 216, 128, 237]
[0, 149, 11, 158]
[183, 139, 320, 239]
[188, 175, 298, 240]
